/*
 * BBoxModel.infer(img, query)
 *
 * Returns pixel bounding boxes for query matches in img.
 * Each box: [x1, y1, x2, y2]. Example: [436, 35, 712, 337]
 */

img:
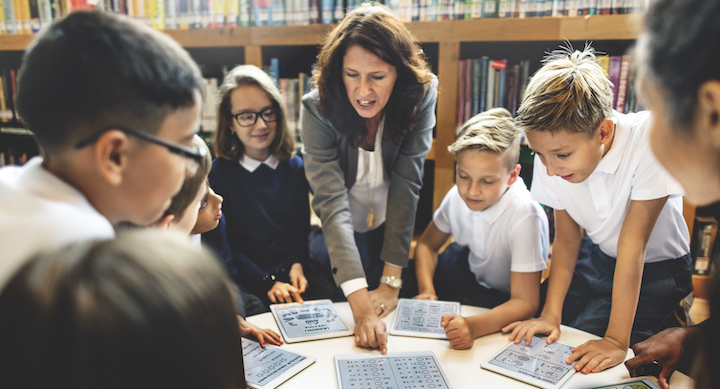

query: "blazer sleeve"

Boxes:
[381, 75, 438, 268]
[300, 91, 366, 286]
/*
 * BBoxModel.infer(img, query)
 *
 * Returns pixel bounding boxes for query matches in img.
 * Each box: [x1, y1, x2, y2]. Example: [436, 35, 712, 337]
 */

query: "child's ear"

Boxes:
[93, 130, 131, 186]
[507, 164, 521, 186]
[153, 214, 175, 230]
[598, 118, 615, 146]
[697, 80, 720, 148]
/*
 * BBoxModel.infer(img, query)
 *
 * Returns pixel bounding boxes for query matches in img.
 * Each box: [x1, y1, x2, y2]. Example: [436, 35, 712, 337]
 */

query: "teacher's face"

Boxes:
[342, 45, 398, 121]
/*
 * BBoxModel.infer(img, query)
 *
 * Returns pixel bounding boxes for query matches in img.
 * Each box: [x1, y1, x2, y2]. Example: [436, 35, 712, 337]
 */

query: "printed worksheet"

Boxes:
[243, 337, 315, 389]
[481, 336, 577, 389]
[270, 299, 353, 343]
[390, 298, 460, 339]
[334, 351, 453, 389]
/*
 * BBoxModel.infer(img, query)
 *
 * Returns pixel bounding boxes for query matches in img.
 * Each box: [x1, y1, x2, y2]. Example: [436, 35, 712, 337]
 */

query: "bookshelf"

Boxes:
[0, 14, 644, 210]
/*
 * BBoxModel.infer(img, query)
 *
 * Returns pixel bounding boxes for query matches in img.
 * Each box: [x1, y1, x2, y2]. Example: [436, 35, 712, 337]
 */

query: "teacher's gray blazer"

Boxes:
[300, 74, 438, 287]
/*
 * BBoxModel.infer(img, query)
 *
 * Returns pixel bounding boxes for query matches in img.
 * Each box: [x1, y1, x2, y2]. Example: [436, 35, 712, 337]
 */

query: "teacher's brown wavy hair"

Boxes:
[312, 2, 433, 147]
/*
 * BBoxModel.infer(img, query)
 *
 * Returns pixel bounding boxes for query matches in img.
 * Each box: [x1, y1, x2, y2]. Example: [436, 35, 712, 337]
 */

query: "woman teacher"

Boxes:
[300, 2, 437, 354]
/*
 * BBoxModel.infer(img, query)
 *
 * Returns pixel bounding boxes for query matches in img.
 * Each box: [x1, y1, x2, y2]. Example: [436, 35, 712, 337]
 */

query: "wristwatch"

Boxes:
[379, 276, 403, 289]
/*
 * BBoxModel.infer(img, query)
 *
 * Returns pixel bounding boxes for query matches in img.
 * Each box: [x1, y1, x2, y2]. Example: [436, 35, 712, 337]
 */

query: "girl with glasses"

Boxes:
[206, 65, 315, 314]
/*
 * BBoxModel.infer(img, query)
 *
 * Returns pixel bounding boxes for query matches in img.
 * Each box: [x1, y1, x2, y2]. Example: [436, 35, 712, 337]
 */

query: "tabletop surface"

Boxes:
[246, 302, 694, 389]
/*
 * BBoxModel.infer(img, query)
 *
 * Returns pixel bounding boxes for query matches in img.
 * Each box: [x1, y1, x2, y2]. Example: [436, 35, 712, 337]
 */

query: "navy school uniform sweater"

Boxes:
[203, 155, 311, 293]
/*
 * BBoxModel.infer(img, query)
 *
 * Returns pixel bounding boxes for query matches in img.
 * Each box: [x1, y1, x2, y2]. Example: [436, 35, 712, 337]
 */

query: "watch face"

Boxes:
[382, 277, 402, 288]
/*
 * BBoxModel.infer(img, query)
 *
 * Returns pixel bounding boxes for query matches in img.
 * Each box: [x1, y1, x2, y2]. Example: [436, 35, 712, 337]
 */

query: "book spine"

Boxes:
[165, 0, 177, 28]
[607, 55, 622, 109]
[227, 0, 237, 26]
[464, 58, 472, 123]
[238, 0, 250, 26]
[615, 54, 630, 113]
[9, 69, 19, 123]
[518, 59, 530, 103]
[2, 0, 13, 35]
[479, 57, 488, 113]
[457, 60, 465, 126]
[471, 59, 481, 115]
[0, 0, 6, 34]
[496, 61, 506, 108]
[26, 0, 37, 31]
[482, 0, 497, 17]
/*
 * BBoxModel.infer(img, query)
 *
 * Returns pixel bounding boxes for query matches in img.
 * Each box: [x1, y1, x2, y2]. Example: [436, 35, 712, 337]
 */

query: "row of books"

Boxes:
[457, 53, 642, 126]
[456, 58, 531, 126]
[596, 54, 643, 115]
[0, 0, 648, 34]
[0, 147, 31, 166]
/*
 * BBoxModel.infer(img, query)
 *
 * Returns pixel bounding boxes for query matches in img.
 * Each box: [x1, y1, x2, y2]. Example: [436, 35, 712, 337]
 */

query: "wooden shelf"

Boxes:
[0, 15, 642, 50]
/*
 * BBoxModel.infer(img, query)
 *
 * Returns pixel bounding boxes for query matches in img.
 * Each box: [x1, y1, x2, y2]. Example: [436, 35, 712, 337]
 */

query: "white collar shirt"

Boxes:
[0, 157, 115, 288]
[433, 178, 549, 294]
[531, 110, 690, 262]
[239, 154, 279, 172]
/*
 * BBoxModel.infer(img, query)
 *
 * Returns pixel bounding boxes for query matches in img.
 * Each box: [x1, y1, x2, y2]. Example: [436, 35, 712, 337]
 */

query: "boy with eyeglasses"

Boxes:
[0, 11, 205, 288]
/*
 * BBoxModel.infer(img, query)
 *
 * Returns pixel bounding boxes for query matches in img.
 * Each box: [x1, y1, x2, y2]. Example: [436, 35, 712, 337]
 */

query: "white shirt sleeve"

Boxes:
[529, 155, 565, 210]
[631, 136, 685, 201]
[340, 277, 369, 297]
[432, 186, 456, 234]
[509, 212, 549, 273]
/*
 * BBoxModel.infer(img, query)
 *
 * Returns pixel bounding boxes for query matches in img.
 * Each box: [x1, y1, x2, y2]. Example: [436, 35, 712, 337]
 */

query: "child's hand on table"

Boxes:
[569, 337, 627, 374]
[502, 313, 561, 345]
[441, 315, 474, 350]
[238, 316, 283, 348]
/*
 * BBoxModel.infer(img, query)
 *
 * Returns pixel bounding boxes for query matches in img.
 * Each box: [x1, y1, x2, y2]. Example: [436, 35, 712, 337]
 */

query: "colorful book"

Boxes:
[482, 0, 497, 17]
[607, 55, 622, 109]
[464, 58, 472, 123]
[252, 0, 270, 25]
[615, 54, 631, 113]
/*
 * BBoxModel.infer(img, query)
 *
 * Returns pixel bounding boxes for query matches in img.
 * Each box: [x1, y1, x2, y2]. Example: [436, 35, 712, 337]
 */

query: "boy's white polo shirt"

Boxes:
[0, 157, 115, 288]
[531, 110, 690, 263]
[433, 178, 548, 295]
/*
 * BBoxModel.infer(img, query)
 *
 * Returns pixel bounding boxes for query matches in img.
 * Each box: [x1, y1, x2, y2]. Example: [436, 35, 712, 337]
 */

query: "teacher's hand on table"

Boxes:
[348, 288, 389, 354]
[238, 316, 283, 348]
[568, 337, 626, 374]
[368, 284, 400, 319]
[441, 314, 474, 350]
[503, 313, 562, 346]
[625, 326, 702, 389]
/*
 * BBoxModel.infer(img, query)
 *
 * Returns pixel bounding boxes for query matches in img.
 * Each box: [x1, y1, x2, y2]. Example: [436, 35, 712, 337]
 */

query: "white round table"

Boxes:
[246, 302, 695, 389]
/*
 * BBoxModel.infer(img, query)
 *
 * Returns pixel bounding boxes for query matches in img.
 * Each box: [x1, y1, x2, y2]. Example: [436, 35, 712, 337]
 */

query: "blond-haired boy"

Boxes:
[413, 108, 549, 350]
[505, 45, 692, 374]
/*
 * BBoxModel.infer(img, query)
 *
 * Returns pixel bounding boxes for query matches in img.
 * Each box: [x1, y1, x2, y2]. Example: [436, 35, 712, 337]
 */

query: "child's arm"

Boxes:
[442, 270, 541, 349]
[504, 209, 583, 344]
[413, 221, 451, 300]
[569, 197, 668, 374]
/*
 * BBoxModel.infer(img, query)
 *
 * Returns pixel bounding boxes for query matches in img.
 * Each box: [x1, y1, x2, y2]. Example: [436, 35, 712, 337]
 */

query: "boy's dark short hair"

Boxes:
[642, 0, 720, 130]
[16, 11, 204, 153]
